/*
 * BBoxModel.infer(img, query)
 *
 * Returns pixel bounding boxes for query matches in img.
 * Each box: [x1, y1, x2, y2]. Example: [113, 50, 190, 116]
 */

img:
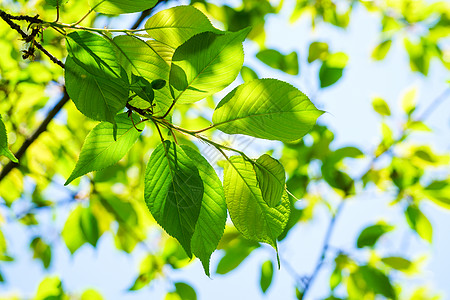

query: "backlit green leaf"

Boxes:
[223, 156, 290, 249]
[181, 146, 227, 276]
[372, 39, 392, 60]
[0, 115, 17, 163]
[144, 141, 204, 257]
[174, 282, 197, 300]
[65, 31, 129, 123]
[45, 0, 69, 7]
[372, 97, 391, 116]
[170, 29, 249, 104]
[65, 113, 143, 185]
[241, 66, 258, 82]
[308, 41, 329, 63]
[80, 207, 100, 247]
[424, 180, 450, 209]
[112, 35, 172, 115]
[35, 276, 65, 300]
[145, 5, 221, 48]
[381, 256, 412, 271]
[356, 265, 396, 299]
[256, 49, 299, 75]
[254, 154, 285, 207]
[405, 205, 433, 243]
[356, 223, 393, 248]
[213, 79, 323, 142]
[89, 0, 157, 14]
[260, 260, 274, 293]
[62, 206, 85, 254]
[319, 52, 348, 88]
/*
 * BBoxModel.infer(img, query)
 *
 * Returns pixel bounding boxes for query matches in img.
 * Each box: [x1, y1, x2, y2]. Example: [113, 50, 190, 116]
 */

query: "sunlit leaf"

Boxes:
[35, 277, 65, 300]
[356, 223, 393, 248]
[319, 52, 348, 88]
[144, 141, 204, 257]
[181, 146, 227, 276]
[80, 207, 100, 247]
[240, 66, 258, 82]
[254, 154, 285, 207]
[223, 156, 290, 249]
[81, 289, 104, 300]
[308, 41, 329, 63]
[170, 28, 249, 104]
[113, 35, 172, 115]
[65, 113, 143, 185]
[381, 256, 413, 271]
[62, 206, 85, 254]
[173, 282, 197, 300]
[213, 79, 323, 142]
[260, 260, 274, 293]
[45, 0, 69, 7]
[0, 115, 17, 163]
[256, 49, 299, 75]
[89, 0, 157, 14]
[423, 180, 450, 209]
[65, 31, 129, 123]
[405, 205, 433, 243]
[145, 5, 221, 48]
[372, 97, 391, 116]
[372, 39, 392, 60]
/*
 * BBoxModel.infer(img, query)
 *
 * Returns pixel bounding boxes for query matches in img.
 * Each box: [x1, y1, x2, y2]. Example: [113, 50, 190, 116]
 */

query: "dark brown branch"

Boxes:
[0, 90, 70, 181]
[0, 9, 64, 68]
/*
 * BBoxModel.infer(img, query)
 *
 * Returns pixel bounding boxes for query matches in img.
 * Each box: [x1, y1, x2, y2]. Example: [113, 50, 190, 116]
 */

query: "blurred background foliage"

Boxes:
[0, 0, 449, 299]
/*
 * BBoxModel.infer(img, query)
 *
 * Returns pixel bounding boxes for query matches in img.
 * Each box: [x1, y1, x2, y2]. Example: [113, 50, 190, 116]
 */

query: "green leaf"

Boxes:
[45, 0, 69, 7]
[181, 146, 226, 277]
[354, 265, 397, 299]
[423, 180, 450, 209]
[35, 277, 65, 300]
[241, 66, 258, 82]
[213, 79, 323, 142]
[79, 207, 100, 247]
[260, 260, 274, 293]
[372, 39, 392, 60]
[130, 74, 154, 104]
[170, 29, 249, 104]
[174, 282, 197, 300]
[62, 206, 85, 254]
[356, 223, 393, 248]
[65, 113, 143, 185]
[65, 31, 129, 123]
[372, 97, 391, 116]
[30, 237, 52, 269]
[405, 205, 433, 243]
[308, 41, 329, 63]
[89, 0, 157, 14]
[254, 154, 285, 207]
[144, 141, 204, 257]
[145, 5, 221, 49]
[112, 35, 172, 115]
[223, 156, 290, 249]
[381, 256, 412, 271]
[81, 289, 104, 300]
[256, 49, 299, 75]
[0, 115, 18, 163]
[319, 52, 348, 88]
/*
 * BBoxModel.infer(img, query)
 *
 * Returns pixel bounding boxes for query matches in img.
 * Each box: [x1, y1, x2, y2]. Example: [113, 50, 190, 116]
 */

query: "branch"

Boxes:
[0, 90, 70, 181]
[0, 9, 64, 68]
